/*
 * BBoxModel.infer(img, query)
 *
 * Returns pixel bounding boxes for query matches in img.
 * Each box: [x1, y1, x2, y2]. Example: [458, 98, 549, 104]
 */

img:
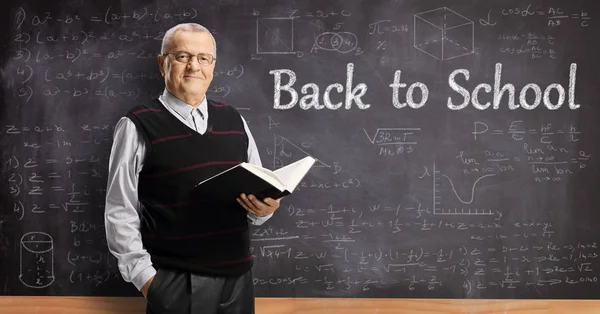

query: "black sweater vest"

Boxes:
[126, 99, 252, 276]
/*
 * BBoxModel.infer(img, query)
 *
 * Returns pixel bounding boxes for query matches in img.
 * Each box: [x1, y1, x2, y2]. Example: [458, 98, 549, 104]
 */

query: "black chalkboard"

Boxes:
[1, 0, 600, 299]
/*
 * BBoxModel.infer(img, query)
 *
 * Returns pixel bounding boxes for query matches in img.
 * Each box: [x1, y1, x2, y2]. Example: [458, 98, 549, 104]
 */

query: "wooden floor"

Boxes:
[0, 297, 599, 313]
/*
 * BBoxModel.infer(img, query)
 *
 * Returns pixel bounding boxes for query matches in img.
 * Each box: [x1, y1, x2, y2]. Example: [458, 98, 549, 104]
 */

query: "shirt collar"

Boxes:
[159, 89, 207, 120]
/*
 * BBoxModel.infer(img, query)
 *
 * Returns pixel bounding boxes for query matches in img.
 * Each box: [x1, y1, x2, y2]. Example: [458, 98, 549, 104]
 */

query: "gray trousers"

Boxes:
[145, 267, 255, 314]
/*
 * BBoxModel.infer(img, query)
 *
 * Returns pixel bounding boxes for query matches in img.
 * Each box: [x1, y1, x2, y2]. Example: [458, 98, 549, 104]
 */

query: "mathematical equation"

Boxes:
[497, 33, 558, 60]
[363, 128, 420, 156]
[68, 270, 121, 287]
[246, 196, 594, 294]
[500, 5, 592, 27]
[16, 83, 232, 102]
[251, 238, 598, 292]
[14, 6, 198, 28]
[470, 121, 591, 182]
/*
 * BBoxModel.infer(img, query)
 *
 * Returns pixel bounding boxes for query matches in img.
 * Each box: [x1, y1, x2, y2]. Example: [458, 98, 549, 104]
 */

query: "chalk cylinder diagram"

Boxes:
[19, 232, 55, 288]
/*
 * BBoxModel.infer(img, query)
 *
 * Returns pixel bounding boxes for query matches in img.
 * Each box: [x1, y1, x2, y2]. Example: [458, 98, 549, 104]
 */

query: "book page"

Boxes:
[273, 156, 316, 192]
[242, 163, 285, 189]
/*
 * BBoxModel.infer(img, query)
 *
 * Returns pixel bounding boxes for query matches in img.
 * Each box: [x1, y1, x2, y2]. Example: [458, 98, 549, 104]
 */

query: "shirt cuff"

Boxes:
[248, 213, 273, 226]
[132, 266, 157, 291]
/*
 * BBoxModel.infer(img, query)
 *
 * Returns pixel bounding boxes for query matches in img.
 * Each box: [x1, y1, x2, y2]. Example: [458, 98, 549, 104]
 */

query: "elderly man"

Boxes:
[105, 23, 280, 314]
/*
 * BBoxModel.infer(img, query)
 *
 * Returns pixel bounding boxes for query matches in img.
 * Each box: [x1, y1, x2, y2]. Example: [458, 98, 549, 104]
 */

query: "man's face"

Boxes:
[158, 30, 216, 103]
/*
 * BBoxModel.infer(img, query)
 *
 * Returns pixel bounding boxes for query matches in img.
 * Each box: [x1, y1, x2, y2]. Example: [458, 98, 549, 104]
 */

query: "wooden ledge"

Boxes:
[0, 297, 599, 313]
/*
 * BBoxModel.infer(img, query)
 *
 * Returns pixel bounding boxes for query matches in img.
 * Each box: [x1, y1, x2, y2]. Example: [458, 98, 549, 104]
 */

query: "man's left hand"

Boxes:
[237, 193, 281, 217]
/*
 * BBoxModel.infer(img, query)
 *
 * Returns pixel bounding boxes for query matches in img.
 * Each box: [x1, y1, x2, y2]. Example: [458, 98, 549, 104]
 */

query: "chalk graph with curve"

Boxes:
[432, 162, 495, 216]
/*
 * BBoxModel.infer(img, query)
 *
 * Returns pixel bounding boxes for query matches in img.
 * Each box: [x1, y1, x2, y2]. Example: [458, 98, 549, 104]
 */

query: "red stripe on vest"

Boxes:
[210, 131, 244, 135]
[133, 108, 162, 115]
[152, 133, 192, 144]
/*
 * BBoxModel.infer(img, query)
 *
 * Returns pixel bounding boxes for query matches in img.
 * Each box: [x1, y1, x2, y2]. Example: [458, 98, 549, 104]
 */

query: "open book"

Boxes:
[193, 156, 316, 201]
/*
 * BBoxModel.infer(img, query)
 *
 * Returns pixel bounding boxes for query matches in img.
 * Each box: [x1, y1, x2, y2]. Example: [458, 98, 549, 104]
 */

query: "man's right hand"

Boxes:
[141, 276, 155, 299]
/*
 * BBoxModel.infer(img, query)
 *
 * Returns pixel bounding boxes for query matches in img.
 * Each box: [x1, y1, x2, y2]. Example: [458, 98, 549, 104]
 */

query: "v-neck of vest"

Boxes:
[155, 98, 216, 137]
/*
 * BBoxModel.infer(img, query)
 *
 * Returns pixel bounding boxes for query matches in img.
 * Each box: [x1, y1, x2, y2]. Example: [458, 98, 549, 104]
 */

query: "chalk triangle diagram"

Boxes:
[257, 18, 294, 54]
[273, 134, 329, 169]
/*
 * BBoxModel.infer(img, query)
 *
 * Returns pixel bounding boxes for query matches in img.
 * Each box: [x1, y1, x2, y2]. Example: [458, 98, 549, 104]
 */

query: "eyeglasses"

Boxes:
[163, 51, 216, 66]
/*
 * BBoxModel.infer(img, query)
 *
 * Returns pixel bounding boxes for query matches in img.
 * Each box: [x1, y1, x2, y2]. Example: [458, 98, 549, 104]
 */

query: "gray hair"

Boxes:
[161, 23, 217, 58]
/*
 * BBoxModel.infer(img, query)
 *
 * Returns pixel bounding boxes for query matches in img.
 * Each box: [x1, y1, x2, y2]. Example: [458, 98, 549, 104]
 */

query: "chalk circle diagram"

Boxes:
[312, 32, 358, 54]
[20, 232, 55, 288]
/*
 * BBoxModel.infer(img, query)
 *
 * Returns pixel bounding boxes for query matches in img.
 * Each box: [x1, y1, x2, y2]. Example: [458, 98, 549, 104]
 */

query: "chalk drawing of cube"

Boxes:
[414, 7, 474, 60]
[256, 18, 295, 54]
